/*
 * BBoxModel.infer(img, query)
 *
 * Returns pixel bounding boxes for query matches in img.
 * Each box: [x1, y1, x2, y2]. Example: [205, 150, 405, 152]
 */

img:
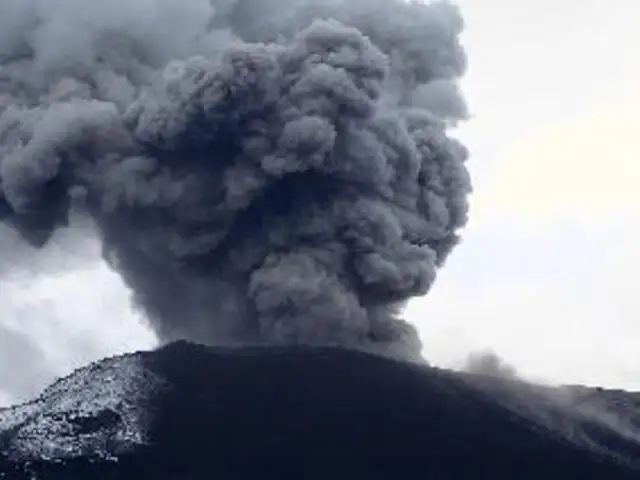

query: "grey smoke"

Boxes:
[465, 350, 518, 379]
[462, 351, 640, 453]
[0, 212, 99, 279]
[0, 0, 471, 359]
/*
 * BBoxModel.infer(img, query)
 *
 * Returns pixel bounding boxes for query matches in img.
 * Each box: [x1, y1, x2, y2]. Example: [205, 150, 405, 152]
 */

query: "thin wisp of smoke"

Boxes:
[0, 0, 471, 359]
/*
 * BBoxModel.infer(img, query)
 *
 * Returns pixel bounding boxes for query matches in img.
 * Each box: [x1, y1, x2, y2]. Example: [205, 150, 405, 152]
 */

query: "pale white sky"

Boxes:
[409, 0, 640, 388]
[1, 0, 639, 405]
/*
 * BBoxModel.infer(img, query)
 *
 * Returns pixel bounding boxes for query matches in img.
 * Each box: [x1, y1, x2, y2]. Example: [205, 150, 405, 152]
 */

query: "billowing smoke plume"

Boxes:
[0, 0, 471, 359]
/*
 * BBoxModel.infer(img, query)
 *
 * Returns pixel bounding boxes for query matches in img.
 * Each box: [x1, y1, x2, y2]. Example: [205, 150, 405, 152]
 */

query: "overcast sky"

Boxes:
[1, 0, 639, 406]
[410, 0, 640, 389]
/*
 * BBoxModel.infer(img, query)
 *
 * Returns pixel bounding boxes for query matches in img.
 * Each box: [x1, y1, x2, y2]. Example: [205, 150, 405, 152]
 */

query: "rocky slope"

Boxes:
[1, 341, 639, 479]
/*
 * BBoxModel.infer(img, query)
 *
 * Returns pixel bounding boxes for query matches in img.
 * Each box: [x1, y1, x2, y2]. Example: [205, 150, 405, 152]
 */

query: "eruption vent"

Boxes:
[0, 0, 471, 359]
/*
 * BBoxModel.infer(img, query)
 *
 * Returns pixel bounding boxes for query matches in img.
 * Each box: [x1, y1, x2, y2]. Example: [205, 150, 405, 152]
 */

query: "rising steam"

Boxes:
[0, 0, 471, 359]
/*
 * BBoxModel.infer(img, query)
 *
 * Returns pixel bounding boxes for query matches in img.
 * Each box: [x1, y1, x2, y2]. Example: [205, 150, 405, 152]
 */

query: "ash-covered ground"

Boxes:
[1, 342, 639, 479]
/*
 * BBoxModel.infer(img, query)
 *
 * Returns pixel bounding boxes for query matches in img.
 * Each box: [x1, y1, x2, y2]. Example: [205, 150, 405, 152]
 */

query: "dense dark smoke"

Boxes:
[0, 0, 471, 359]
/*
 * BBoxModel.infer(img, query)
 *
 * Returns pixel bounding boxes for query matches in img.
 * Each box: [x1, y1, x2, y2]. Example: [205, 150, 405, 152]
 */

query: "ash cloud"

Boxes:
[0, 0, 471, 359]
[464, 350, 518, 380]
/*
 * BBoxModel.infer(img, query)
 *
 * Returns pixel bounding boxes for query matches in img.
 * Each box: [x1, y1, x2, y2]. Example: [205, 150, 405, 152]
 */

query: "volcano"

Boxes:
[1, 341, 639, 479]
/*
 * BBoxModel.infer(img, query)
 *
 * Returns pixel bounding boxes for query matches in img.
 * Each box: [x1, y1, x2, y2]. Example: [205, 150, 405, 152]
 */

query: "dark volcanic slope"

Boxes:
[1, 342, 640, 479]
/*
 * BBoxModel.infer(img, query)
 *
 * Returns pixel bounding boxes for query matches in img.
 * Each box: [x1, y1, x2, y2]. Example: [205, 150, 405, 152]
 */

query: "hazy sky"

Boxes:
[409, 0, 640, 388]
[1, 0, 639, 405]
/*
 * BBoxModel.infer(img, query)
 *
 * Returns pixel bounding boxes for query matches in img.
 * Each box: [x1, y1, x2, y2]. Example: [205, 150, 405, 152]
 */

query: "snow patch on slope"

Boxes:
[0, 352, 166, 462]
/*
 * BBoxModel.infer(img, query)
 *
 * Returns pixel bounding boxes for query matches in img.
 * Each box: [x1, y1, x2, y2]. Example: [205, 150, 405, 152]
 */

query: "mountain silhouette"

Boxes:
[1, 341, 639, 479]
